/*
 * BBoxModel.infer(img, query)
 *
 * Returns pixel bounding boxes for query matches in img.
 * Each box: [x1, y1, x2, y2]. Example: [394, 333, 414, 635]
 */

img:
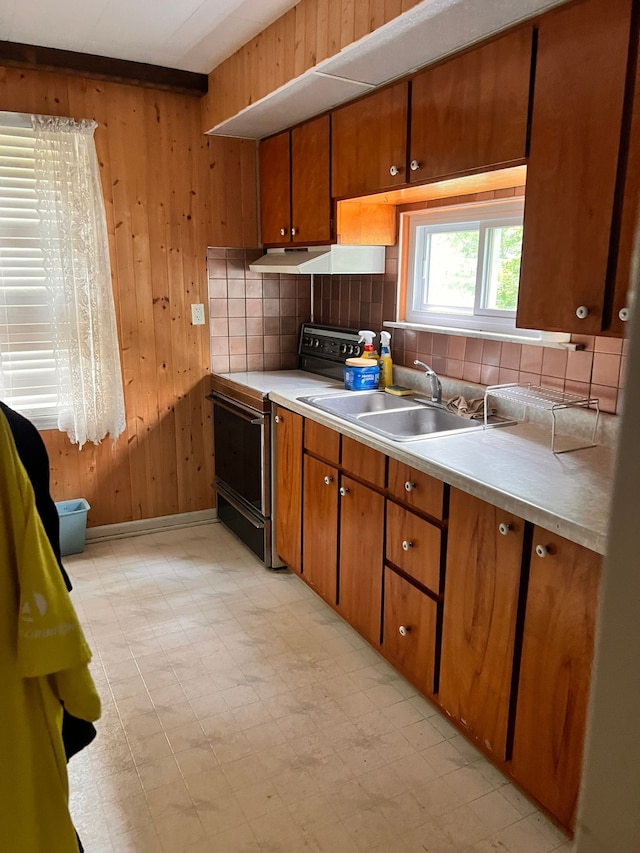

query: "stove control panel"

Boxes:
[298, 324, 363, 364]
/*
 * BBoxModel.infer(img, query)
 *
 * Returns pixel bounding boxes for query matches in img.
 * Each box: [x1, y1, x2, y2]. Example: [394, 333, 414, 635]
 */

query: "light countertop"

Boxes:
[270, 387, 615, 555]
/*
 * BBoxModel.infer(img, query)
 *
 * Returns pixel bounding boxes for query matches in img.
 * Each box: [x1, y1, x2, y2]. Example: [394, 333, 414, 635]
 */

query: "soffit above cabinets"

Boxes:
[209, 0, 571, 140]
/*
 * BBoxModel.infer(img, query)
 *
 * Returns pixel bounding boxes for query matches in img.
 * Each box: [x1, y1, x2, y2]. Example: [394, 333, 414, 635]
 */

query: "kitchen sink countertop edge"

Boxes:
[270, 388, 614, 555]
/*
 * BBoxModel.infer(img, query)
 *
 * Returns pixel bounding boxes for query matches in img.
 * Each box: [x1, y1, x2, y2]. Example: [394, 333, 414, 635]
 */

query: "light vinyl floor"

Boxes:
[66, 522, 574, 853]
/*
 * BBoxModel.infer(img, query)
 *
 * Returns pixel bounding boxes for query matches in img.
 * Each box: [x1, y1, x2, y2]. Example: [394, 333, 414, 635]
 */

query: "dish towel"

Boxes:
[445, 395, 494, 420]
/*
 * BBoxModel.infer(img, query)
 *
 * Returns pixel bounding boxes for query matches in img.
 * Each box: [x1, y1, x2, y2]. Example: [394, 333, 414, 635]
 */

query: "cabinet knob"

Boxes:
[291, 227, 298, 237]
[535, 544, 550, 558]
[498, 522, 512, 536]
[279, 227, 287, 237]
[575, 305, 589, 319]
[410, 159, 420, 172]
[323, 475, 333, 485]
[619, 307, 629, 322]
[339, 486, 349, 496]
[389, 165, 400, 176]
[404, 481, 416, 492]
[274, 415, 282, 424]
[401, 540, 413, 551]
[398, 625, 411, 637]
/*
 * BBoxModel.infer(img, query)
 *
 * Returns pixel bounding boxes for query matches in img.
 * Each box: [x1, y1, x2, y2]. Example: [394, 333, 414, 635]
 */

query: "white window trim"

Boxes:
[398, 197, 567, 342]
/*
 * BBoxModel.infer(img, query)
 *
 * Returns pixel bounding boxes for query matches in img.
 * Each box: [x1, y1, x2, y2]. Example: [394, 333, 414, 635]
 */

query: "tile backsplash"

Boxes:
[208, 246, 626, 414]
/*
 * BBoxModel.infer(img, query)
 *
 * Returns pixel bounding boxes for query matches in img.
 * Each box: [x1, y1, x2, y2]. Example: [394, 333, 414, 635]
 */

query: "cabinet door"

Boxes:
[274, 407, 303, 573]
[511, 531, 602, 831]
[302, 454, 338, 605]
[382, 567, 438, 696]
[409, 27, 531, 183]
[439, 490, 525, 761]
[609, 42, 640, 335]
[259, 130, 291, 245]
[517, 0, 634, 334]
[291, 115, 332, 245]
[331, 81, 409, 199]
[338, 476, 384, 646]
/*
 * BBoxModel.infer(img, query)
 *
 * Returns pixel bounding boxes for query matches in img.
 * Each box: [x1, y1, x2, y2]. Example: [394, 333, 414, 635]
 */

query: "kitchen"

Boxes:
[0, 0, 638, 849]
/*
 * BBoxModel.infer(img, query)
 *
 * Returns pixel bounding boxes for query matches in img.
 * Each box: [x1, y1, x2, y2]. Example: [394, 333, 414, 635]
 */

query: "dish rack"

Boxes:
[483, 383, 600, 454]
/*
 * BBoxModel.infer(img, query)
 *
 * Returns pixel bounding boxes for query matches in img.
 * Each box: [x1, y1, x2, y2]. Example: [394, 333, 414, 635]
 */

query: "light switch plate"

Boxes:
[191, 303, 205, 325]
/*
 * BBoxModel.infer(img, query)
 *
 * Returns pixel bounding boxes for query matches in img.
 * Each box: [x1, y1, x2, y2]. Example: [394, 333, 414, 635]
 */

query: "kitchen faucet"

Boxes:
[414, 360, 442, 404]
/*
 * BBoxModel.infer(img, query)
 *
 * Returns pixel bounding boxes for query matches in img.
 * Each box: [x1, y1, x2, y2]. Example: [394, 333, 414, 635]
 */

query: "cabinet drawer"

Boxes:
[383, 567, 438, 696]
[304, 419, 340, 463]
[386, 502, 442, 594]
[388, 458, 446, 520]
[341, 436, 386, 489]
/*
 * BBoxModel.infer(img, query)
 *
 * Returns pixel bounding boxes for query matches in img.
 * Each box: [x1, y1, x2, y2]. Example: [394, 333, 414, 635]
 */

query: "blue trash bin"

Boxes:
[55, 499, 91, 556]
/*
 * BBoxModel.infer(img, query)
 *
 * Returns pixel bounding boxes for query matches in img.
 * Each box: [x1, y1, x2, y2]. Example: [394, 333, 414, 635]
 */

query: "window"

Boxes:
[0, 124, 58, 428]
[0, 114, 125, 446]
[402, 198, 527, 334]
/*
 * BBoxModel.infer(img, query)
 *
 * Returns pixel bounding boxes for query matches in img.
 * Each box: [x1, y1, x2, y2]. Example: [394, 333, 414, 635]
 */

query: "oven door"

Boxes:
[211, 391, 270, 519]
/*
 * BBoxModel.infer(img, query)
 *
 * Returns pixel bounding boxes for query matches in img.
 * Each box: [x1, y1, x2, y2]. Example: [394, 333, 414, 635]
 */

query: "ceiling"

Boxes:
[0, 0, 300, 74]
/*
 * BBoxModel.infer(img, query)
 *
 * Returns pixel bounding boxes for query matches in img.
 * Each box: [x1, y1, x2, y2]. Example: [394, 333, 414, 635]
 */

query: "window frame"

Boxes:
[402, 197, 527, 335]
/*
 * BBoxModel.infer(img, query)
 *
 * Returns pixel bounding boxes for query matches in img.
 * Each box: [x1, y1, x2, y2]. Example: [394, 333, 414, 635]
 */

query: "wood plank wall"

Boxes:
[202, 0, 423, 133]
[0, 65, 258, 527]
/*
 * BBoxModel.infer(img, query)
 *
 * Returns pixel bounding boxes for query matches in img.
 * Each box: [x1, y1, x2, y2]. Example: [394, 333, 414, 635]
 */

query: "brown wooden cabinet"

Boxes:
[302, 453, 339, 605]
[331, 81, 409, 199]
[337, 475, 385, 647]
[517, 0, 634, 334]
[511, 530, 602, 831]
[610, 38, 640, 335]
[259, 115, 332, 246]
[439, 489, 526, 761]
[382, 567, 439, 697]
[409, 27, 532, 184]
[387, 458, 446, 521]
[274, 407, 303, 572]
[385, 501, 442, 594]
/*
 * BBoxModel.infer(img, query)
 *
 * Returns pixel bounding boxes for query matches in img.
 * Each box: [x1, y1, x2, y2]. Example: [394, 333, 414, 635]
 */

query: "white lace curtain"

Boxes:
[32, 115, 125, 447]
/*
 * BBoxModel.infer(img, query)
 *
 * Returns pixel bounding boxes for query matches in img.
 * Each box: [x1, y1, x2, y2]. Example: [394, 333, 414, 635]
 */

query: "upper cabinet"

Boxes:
[516, 0, 635, 335]
[259, 114, 332, 246]
[331, 81, 409, 199]
[409, 27, 532, 184]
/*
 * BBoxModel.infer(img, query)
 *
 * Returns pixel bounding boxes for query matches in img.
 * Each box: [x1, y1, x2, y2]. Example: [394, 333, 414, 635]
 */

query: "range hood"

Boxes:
[249, 246, 386, 275]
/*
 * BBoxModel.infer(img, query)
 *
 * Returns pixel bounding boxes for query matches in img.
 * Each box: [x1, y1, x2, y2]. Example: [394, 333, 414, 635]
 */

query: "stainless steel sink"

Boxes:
[297, 390, 482, 441]
[299, 389, 419, 416]
[357, 405, 481, 441]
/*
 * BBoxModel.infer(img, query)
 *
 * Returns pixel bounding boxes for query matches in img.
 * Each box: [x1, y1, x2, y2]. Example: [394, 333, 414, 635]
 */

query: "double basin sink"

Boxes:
[297, 389, 484, 442]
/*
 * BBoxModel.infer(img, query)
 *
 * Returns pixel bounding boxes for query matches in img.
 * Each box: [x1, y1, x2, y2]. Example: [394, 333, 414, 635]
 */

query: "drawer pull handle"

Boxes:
[575, 305, 589, 319]
[402, 540, 413, 551]
[389, 164, 400, 176]
[404, 481, 416, 492]
[399, 625, 410, 637]
[279, 227, 287, 237]
[535, 544, 550, 558]
[498, 523, 511, 536]
[410, 159, 420, 171]
[274, 415, 282, 423]
[619, 307, 629, 322]
[323, 475, 333, 485]
[339, 486, 349, 496]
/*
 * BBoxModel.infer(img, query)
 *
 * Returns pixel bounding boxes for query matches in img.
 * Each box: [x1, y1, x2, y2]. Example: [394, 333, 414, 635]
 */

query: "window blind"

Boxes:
[0, 125, 58, 429]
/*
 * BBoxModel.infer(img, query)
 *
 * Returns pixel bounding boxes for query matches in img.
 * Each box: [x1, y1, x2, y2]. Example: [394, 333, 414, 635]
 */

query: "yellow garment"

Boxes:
[0, 410, 101, 852]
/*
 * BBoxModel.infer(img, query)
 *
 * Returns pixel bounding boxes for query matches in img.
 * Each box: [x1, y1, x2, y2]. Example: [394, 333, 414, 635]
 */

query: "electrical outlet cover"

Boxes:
[191, 303, 205, 325]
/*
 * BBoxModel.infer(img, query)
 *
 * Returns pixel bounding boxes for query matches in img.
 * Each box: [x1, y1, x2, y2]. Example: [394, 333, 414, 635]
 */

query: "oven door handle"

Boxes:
[210, 394, 265, 425]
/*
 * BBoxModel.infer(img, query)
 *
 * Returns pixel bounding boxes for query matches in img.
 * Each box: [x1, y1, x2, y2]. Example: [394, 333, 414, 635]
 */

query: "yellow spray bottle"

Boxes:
[378, 330, 393, 389]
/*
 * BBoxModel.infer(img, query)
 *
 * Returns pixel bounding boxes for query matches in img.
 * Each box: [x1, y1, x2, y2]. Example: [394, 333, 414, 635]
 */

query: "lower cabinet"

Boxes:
[337, 475, 384, 647]
[302, 454, 338, 606]
[280, 408, 602, 832]
[439, 489, 526, 761]
[382, 567, 439, 697]
[274, 407, 303, 572]
[511, 530, 602, 831]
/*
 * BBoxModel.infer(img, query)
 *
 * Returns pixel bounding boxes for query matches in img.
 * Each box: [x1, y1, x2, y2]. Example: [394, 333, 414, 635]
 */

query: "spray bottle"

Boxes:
[358, 330, 378, 361]
[378, 331, 393, 389]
